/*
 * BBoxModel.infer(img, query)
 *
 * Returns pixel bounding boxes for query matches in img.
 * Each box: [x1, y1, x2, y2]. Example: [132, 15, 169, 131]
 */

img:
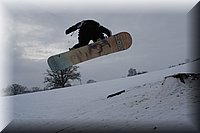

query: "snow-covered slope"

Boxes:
[3, 61, 200, 133]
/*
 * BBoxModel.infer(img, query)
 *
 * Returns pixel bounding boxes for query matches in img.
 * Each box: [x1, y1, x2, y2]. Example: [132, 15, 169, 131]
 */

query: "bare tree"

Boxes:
[44, 66, 81, 90]
[31, 87, 40, 92]
[4, 84, 28, 96]
[127, 68, 137, 77]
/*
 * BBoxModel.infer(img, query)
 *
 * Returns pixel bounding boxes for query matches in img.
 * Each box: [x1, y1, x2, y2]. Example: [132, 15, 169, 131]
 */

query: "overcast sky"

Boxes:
[1, 0, 199, 89]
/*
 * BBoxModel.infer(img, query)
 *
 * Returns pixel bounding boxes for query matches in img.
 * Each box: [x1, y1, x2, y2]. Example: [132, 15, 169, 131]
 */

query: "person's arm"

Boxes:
[100, 26, 112, 37]
[65, 21, 84, 35]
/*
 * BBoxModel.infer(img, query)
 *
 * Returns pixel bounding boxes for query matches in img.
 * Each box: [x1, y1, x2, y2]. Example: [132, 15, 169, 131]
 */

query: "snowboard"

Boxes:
[48, 32, 132, 71]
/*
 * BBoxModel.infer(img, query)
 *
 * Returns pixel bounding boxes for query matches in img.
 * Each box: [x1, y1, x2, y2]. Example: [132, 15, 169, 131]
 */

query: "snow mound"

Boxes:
[2, 61, 200, 133]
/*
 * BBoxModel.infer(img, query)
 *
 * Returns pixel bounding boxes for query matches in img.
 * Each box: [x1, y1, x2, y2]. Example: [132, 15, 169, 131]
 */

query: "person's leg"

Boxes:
[70, 35, 90, 50]
[92, 33, 105, 42]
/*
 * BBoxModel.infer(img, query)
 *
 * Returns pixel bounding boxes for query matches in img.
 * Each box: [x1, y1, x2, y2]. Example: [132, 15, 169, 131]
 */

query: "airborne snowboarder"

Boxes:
[65, 20, 112, 50]
[47, 20, 132, 72]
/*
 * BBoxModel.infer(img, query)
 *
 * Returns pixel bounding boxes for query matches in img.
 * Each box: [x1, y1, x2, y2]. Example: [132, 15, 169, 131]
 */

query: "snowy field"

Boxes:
[2, 61, 200, 133]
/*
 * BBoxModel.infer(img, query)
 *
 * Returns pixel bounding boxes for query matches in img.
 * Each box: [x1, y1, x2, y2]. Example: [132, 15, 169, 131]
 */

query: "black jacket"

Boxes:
[65, 20, 112, 41]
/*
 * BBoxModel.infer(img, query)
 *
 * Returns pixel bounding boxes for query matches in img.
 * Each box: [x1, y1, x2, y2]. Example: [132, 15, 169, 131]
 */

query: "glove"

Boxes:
[65, 29, 70, 35]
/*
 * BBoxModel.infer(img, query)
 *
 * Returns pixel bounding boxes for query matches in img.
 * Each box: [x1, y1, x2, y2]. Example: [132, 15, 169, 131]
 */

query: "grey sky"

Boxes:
[2, 1, 195, 88]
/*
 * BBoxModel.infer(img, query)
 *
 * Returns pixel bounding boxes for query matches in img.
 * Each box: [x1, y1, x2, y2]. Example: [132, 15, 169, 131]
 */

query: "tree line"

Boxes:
[2, 66, 147, 96]
[3, 66, 80, 96]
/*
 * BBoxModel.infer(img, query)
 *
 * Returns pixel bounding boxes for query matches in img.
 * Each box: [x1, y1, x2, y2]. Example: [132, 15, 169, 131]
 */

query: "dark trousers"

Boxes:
[72, 33, 105, 49]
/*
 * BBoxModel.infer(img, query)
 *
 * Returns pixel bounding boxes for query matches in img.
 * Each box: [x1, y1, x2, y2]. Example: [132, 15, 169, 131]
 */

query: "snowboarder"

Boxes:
[65, 20, 112, 50]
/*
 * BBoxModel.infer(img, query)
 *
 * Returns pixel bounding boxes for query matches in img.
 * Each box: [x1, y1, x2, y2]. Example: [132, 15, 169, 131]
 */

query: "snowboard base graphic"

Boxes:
[48, 32, 132, 71]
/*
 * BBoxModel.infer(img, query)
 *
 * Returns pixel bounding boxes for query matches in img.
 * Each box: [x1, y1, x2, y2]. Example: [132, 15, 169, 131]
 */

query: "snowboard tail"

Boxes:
[48, 32, 132, 71]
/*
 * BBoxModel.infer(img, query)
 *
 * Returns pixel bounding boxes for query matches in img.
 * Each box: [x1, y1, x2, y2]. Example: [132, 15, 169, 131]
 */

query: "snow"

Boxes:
[2, 61, 200, 133]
